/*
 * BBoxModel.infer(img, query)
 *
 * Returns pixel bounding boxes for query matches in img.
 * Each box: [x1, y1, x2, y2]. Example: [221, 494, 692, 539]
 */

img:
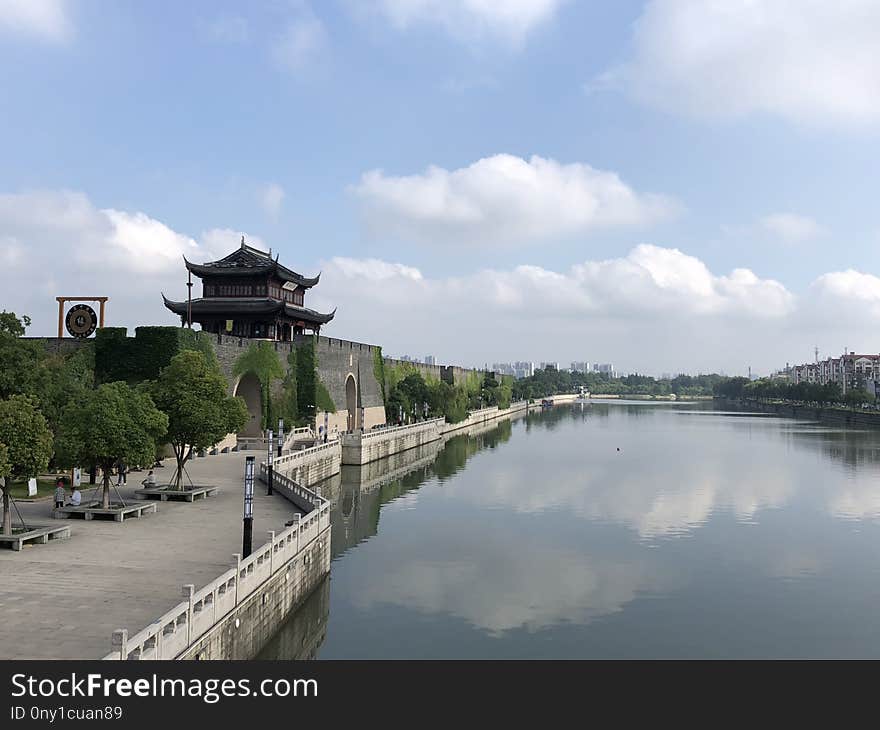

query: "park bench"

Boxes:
[134, 486, 218, 502]
[0, 525, 71, 551]
[54, 502, 157, 522]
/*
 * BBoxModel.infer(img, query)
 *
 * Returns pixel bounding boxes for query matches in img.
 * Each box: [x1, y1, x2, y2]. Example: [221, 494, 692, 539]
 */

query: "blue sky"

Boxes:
[3, 0, 880, 374]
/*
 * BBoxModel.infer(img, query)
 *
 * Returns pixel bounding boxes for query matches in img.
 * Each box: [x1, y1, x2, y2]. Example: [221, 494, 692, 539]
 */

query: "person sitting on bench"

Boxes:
[142, 470, 157, 487]
[68, 487, 82, 507]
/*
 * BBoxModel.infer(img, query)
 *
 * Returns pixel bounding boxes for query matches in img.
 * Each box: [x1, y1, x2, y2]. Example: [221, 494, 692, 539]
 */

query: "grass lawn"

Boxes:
[3, 477, 63, 500]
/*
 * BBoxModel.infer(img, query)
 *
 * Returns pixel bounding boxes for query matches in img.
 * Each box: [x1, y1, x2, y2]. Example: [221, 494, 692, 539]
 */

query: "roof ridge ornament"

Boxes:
[241, 235, 245, 248]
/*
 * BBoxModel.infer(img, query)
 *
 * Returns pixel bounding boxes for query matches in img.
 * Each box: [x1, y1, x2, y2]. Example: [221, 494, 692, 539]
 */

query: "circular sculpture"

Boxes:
[65, 304, 98, 339]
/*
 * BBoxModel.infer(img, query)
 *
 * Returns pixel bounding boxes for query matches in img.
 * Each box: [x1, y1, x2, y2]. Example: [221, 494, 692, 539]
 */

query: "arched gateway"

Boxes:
[234, 372, 262, 437]
[345, 374, 358, 432]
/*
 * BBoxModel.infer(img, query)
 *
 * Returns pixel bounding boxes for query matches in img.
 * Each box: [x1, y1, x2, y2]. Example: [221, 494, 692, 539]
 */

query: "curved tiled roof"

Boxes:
[183, 244, 320, 288]
[162, 295, 335, 325]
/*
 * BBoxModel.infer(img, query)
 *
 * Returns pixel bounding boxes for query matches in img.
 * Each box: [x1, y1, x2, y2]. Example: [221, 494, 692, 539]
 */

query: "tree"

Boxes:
[0, 443, 9, 535]
[0, 311, 30, 337]
[0, 395, 54, 535]
[56, 382, 168, 509]
[0, 312, 49, 400]
[151, 351, 248, 489]
[36, 344, 95, 440]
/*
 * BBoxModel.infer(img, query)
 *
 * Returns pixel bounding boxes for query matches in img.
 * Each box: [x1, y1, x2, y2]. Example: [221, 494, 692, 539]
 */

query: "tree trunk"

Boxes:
[175, 449, 185, 491]
[2, 490, 10, 536]
[102, 470, 110, 509]
[173, 443, 188, 491]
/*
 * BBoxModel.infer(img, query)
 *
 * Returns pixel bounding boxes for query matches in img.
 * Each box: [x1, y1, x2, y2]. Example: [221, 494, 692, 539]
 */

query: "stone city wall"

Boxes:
[383, 357, 443, 383]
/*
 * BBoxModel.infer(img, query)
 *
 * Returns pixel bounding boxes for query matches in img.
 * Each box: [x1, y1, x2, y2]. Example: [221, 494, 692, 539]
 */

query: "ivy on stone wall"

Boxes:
[233, 341, 284, 430]
[275, 348, 299, 427]
[316, 380, 336, 413]
[95, 327, 217, 384]
[295, 336, 317, 424]
[373, 346, 386, 404]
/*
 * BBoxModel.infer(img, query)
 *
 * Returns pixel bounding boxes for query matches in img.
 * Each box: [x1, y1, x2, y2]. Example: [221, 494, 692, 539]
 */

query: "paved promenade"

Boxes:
[0, 452, 301, 659]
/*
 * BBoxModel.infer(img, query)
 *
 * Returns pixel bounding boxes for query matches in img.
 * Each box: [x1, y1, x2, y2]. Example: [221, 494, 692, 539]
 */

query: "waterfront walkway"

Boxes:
[0, 452, 300, 660]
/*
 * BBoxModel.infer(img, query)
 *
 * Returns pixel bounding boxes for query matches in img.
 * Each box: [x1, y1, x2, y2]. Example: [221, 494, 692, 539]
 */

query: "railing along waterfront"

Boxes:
[272, 438, 340, 468]
[355, 417, 444, 442]
[103, 479, 329, 661]
[260, 462, 328, 511]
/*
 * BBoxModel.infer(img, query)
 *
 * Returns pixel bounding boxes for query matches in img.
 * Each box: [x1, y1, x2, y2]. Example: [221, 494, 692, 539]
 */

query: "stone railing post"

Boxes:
[268, 531, 276, 574]
[182, 584, 194, 647]
[232, 553, 241, 605]
[295, 514, 301, 555]
[111, 628, 128, 661]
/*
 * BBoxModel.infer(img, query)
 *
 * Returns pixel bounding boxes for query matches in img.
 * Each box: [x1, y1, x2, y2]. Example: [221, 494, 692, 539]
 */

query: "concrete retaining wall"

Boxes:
[178, 521, 330, 661]
[722, 398, 880, 428]
[440, 401, 529, 436]
[273, 440, 341, 488]
[341, 418, 444, 465]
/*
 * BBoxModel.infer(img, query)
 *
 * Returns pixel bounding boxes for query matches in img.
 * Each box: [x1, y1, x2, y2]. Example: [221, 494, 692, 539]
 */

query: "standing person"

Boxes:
[54, 478, 65, 509]
[116, 459, 127, 485]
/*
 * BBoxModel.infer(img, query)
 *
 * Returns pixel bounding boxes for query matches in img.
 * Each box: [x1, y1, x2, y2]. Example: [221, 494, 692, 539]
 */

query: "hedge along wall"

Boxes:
[94, 327, 218, 384]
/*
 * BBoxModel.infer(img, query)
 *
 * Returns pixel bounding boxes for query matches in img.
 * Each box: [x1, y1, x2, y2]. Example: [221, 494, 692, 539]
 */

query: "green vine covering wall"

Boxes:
[316, 380, 336, 413]
[373, 346, 386, 403]
[294, 337, 318, 424]
[233, 341, 284, 430]
[275, 348, 299, 427]
[95, 327, 217, 384]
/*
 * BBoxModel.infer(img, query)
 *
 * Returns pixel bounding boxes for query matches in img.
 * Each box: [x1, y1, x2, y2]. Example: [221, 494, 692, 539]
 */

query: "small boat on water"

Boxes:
[541, 398, 553, 408]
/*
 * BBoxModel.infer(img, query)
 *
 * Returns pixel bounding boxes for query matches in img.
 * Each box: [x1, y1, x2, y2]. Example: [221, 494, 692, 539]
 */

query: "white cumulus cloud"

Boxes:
[759, 213, 824, 243]
[259, 182, 285, 219]
[271, 7, 327, 73]
[6, 186, 879, 377]
[0, 0, 71, 41]
[312, 244, 802, 373]
[599, 0, 880, 127]
[371, 0, 564, 45]
[353, 154, 678, 245]
[0, 190, 257, 334]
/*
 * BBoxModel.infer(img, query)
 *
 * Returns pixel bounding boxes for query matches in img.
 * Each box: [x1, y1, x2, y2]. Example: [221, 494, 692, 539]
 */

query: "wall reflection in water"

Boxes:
[260, 414, 519, 658]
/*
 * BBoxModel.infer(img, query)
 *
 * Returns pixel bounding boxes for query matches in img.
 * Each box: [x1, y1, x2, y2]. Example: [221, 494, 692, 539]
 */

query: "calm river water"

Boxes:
[260, 401, 880, 658]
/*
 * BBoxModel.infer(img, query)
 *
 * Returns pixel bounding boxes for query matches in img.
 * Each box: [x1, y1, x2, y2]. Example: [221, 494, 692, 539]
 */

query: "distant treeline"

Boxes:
[714, 376, 874, 406]
[511, 369, 726, 400]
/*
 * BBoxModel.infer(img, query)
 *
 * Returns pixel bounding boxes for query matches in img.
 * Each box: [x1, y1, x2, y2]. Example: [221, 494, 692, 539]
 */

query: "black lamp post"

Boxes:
[267, 429, 274, 496]
[277, 418, 284, 458]
[242, 456, 254, 558]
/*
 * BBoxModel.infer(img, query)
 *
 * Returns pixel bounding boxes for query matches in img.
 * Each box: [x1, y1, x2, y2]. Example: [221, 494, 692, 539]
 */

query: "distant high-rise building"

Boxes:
[540, 362, 559, 372]
[570, 361, 590, 373]
[425, 355, 436, 366]
[492, 362, 515, 376]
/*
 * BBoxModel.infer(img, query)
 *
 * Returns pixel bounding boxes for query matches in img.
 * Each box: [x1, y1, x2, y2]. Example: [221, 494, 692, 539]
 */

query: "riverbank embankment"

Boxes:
[717, 398, 880, 428]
